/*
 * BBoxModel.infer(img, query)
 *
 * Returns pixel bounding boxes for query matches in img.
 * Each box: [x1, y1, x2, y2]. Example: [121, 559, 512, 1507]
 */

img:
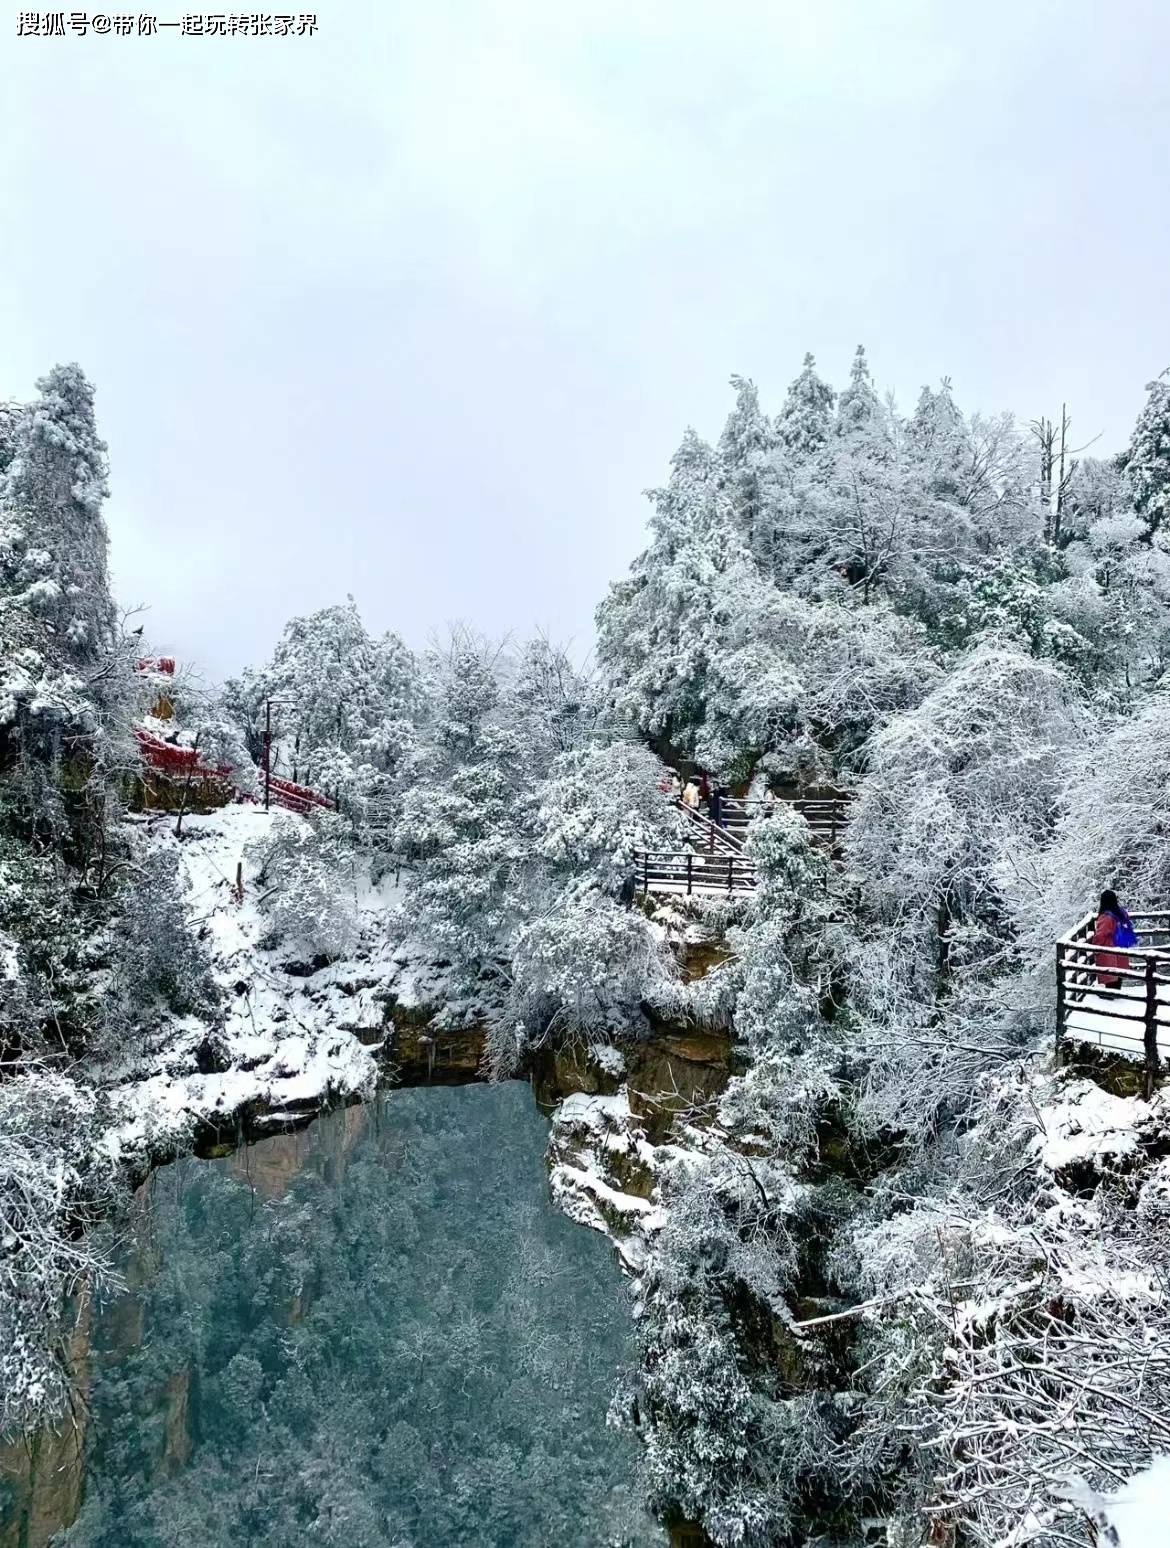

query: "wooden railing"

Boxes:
[675, 798, 745, 855]
[722, 796, 848, 846]
[1057, 909, 1170, 1094]
[634, 849, 758, 897]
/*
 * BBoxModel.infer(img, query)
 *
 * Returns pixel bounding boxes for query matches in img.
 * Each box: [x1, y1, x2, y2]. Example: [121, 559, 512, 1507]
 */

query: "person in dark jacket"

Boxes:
[709, 785, 723, 828]
[1091, 889, 1134, 989]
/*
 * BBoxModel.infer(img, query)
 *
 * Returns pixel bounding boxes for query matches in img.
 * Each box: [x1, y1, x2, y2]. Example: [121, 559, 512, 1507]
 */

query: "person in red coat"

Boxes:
[1091, 889, 1134, 989]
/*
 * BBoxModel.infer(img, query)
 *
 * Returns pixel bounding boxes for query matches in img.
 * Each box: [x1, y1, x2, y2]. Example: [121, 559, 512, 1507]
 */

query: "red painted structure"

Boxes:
[133, 729, 335, 815]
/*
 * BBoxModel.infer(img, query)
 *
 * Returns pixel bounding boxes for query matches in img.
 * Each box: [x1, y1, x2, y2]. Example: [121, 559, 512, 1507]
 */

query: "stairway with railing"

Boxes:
[722, 796, 847, 848]
[633, 789, 849, 898]
[675, 798, 745, 855]
[1057, 908, 1170, 1093]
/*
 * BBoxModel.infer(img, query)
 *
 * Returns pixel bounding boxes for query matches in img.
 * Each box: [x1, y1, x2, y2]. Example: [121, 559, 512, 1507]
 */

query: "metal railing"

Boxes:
[634, 849, 758, 897]
[1056, 909, 1170, 1094]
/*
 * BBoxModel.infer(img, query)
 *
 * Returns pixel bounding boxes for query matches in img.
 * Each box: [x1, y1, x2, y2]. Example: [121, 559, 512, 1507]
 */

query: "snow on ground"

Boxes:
[1059, 1455, 1170, 1547]
[1032, 1079, 1158, 1174]
[102, 807, 414, 1165]
[1063, 973, 1170, 1059]
[1101, 1454, 1170, 1547]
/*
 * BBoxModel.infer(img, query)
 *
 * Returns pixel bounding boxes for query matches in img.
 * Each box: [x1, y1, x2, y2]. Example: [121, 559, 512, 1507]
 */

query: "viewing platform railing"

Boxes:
[634, 850, 758, 897]
[722, 796, 848, 847]
[1057, 908, 1170, 1094]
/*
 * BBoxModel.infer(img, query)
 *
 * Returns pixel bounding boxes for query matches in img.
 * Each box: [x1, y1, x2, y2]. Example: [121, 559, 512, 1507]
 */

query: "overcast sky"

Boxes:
[2, 0, 1169, 681]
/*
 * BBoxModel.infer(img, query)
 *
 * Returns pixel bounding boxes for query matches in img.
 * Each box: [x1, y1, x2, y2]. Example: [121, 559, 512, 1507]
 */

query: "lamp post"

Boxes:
[261, 698, 296, 811]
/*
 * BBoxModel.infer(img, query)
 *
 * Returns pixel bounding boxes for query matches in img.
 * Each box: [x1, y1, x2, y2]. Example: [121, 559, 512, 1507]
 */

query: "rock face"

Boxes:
[0, 1294, 90, 1548]
[539, 1026, 734, 1279]
[0, 1420, 87, 1548]
[533, 1027, 732, 1139]
[382, 998, 488, 1084]
[227, 1101, 368, 1199]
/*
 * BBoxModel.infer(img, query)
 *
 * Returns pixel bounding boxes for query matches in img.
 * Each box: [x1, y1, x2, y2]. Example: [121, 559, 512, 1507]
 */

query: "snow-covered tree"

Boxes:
[835, 344, 883, 445]
[0, 398, 21, 474]
[0, 1071, 120, 1436]
[231, 599, 419, 796]
[906, 378, 967, 498]
[105, 847, 222, 1046]
[775, 352, 835, 461]
[532, 741, 683, 896]
[1032, 690, 1170, 950]
[0, 364, 115, 666]
[843, 645, 1088, 1135]
[718, 374, 779, 561]
[1123, 368, 1170, 536]
[247, 811, 361, 962]
[596, 428, 735, 751]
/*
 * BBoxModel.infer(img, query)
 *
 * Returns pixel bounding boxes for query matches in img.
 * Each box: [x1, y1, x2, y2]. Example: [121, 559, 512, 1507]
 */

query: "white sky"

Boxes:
[2, 0, 1169, 680]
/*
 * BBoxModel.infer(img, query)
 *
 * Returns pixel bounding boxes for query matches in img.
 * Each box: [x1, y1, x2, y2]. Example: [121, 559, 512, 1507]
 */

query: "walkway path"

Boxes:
[634, 787, 849, 897]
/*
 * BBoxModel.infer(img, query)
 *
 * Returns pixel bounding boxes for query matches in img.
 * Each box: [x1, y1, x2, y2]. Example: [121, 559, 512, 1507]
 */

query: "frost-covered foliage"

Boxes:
[0, 836, 103, 1058]
[246, 811, 360, 962]
[601, 355, 1170, 1547]
[0, 1070, 120, 1438]
[0, 365, 170, 1060]
[1034, 689, 1170, 948]
[1123, 368, 1170, 536]
[533, 741, 684, 895]
[0, 364, 115, 666]
[227, 597, 420, 803]
[597, 355, 1169, 778]
[105, 848, 222, 1045]
[835, 1078, 1170, 1547]
[627, 1162, 823, 1548]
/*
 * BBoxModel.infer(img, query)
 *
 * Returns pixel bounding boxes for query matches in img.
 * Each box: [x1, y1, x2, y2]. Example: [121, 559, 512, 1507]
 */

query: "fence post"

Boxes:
[1055, 942, 1066, 1067]
[642, 852, 648, 896]
[727, 855, 733, 895]
[1144, 954, 1159, 1100]
[687, 853, 693, 897]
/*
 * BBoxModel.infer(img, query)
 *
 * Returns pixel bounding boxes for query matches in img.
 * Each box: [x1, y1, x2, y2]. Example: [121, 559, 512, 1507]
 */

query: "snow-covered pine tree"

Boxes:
[717, 374, 778, 560]
[1123, 367, 1170, 536]
[596, 428, 734, 753]
[835, 343, 883, 443]
[0, 364, 115, 665]
[774, 351, 835, 460]
[906, 377, 967, 498]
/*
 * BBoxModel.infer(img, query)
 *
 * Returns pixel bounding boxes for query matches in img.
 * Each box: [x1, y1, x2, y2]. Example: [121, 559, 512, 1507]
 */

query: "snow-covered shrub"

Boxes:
[106, 847, 221, 1040]
[838, 1077, 1170, 1547]
[0, 1070, 121, 1437]
[247, 812, 360, 962]
[533, 741, 683, 895]
[486, 889, 675, 1077]
[0, 836, 100, 1056]
[1032, 689, 1170, 951]
[627, 1162, 838, 1548]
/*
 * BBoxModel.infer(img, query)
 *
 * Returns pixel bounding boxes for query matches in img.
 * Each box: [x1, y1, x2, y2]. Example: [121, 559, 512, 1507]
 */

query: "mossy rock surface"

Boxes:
[384, 1005, 486, 1084]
